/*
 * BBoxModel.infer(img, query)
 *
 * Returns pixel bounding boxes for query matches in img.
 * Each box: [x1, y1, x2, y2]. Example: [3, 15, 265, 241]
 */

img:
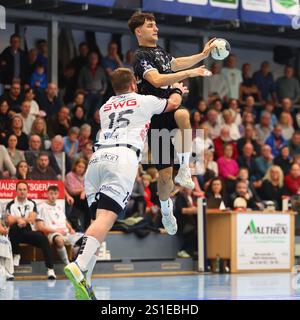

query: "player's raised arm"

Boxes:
[170, 38, 216, 72]
[144, 66, 212, 88]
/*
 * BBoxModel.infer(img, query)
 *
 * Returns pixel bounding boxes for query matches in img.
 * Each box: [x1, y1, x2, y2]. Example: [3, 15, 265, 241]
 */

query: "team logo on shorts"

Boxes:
[100, 153, 119, 162]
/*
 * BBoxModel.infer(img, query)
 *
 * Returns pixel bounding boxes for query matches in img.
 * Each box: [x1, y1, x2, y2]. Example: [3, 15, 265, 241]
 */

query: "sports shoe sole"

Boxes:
[174, 176, 195, 190]
[64, 266, 92, 300]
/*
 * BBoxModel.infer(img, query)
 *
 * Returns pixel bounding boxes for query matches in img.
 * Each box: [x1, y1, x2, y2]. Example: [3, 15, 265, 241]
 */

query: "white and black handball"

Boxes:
[210, 38, 231, 61]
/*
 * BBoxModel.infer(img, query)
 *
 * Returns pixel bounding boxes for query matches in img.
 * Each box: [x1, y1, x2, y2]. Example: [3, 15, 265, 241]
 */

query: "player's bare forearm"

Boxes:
[171, 53, 205, 72]
[145, 67, 211, 88]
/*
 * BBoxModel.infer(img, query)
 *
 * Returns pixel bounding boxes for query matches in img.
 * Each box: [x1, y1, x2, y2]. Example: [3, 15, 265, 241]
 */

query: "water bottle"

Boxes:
[215, 255, 220, 273]
[0, 265, 6, 291]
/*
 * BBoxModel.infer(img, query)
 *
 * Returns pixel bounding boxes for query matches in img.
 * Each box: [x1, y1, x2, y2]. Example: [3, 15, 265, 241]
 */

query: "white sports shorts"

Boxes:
[85, 146, 139, 211]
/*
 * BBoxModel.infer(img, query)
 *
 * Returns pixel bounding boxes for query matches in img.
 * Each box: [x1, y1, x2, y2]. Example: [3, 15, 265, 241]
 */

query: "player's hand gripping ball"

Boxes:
[210, 38, 231, 61]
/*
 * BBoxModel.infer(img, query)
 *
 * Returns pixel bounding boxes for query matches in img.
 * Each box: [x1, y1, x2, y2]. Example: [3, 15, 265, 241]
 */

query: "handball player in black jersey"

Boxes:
[128, 12, 215, 234]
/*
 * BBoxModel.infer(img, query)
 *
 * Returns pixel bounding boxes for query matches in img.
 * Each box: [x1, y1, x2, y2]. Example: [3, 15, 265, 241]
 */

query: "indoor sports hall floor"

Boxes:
[1, 273, 300, 300]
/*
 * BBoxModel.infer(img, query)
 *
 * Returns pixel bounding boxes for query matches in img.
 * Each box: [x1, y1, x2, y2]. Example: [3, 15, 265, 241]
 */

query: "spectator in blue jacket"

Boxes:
[30, 63, 47, 90]
[265, 124, 287, 157]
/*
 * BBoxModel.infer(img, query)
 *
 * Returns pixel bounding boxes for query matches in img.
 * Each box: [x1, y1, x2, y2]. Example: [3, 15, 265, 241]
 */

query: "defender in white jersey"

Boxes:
[64, 68, 187, 300]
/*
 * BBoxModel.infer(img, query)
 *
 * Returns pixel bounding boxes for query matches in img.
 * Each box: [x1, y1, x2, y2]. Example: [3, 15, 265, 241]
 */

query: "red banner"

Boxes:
[0, 180, 65, 200]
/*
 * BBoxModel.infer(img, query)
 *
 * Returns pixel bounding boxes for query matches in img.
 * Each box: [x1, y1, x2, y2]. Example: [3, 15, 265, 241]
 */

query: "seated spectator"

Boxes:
[279, 111, 294, 141]
[15, 160, 31, 180]
[204, 62, 229, 101]
[243, 95, 257, 120]
[239, 63, 260, 104]
[65, 158, 89, 231]
[6, 181, 56, 279]
[36, 82, 62, 117]
[48, 135, 71, 178]
[89, 109, 101, 141]
[227, 99, 242, 126]
[78, 124, 92, 152]
[0, 34, 28, 86]
[0, 80, 23, 113]
[252, 61, 274, 104]
[6, 134, 25, 167]
[30, 117, 51, 150]
[24, 87, 40, 117]
[281, 98, 294, 125]
[142, 174, 159, 216]
[239, 111, 255, 136]
[230, 180, 259, 210]
[70, 42, 90, 85]
[274, 145, 292, 175]
[264, 101, 278, 126]
[285, 163, 300, 196]
[78, 51, 107, 119]
[217, 144, 239, 190]
[196, 99, 208, 121]
[63, 127, 79, 161]
[67, 89, 85, 112]
[236, 167, 262, 206]
[260, 165, 286, 210]
[213, 126, 238, 160]
[6, 115, 29, 151]
[0, 98, 11, 138]
[123, 49, 134, 70]
[205, 177, 229, 209]
[274, 65, 300, 105]
[36, 185, 80, 265]
[237, 124, 260, 156]
[204, 108, 221, 140]
[255, 111, 273, 145]
[254, 144, 273, 181]
[221, 109, 241, 140]
[288, 131, 300, 157]
[30, 152, 58, 180]
[265, 124, 287, 157]
[18, 100, 36, 136]
[71, 105, 86, 128]
[174, 186, 198, 258]
[0, 144, 16, 178]
[30, 63, 47, 90]
[36, 39, 48, 71]
[74, 140, 93, 162]
[125, 172, 145, 218]
[237, 142, 257, 181]
[0, 212, 14, 280]
[47, 106, 70, 138]
[24, 134, 42, 169]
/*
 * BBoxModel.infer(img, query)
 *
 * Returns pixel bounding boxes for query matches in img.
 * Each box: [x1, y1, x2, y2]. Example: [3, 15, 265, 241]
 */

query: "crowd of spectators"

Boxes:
[1, 32, 300, 263]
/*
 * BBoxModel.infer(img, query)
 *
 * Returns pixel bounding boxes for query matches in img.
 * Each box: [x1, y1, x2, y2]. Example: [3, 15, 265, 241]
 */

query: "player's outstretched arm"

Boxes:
[145, 66, 212, 88]
[171, 38, 216, 72]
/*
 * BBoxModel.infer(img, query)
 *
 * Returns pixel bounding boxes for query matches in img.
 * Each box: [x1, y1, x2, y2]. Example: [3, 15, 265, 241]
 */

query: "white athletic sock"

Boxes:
[86, 254, 97, 287]
[76, 236, 100, 272]
[57, 247, 70, 265]
[177, 152, 190, 167]
[160, 199, 170, 216]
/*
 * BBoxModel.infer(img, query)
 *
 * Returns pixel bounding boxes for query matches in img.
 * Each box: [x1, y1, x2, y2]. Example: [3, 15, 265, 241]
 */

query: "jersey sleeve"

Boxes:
[134, 51, 157, 80]
[5, 201, 14, 216]
[141, 95, 168, 116]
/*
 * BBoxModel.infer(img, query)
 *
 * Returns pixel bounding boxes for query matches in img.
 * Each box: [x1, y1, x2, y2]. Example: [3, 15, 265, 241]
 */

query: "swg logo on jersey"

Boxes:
[100, 153, 119, 162]
[0, 6, 6, 30]
[100, 185, 120, 196]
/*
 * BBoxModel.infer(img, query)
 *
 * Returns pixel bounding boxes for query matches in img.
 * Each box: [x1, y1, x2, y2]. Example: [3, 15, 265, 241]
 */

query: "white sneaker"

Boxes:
[47, 268, 57, 280]
[13, 254, 21, 267]
[174, 166, 195, 189]
[161, 199, 178, 235]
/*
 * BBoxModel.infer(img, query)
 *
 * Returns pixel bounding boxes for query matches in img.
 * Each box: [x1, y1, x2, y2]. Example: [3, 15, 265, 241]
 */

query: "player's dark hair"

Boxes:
[128, 11, 155, 34]
[48, 185, 59, 192]
[16, 180, 29, 190]
[111, 68, 136, 94]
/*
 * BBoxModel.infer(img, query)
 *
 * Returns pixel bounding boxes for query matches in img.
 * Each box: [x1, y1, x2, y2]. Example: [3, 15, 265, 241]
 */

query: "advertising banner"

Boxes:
[237, 214, 291, 270]
[0, 180, 65, 215]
